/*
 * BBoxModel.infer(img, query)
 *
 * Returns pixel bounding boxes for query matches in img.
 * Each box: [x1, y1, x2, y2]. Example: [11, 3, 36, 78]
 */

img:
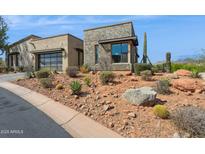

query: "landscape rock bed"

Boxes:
[14, 72, 205, 137]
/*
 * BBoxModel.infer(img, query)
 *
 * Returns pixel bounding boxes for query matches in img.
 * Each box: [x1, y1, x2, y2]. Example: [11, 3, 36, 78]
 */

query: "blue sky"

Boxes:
[1, 15, 205, 63]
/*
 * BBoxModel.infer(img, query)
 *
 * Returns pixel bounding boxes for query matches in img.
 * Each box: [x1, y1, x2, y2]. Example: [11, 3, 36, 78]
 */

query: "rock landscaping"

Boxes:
[14, 70, 205, 137]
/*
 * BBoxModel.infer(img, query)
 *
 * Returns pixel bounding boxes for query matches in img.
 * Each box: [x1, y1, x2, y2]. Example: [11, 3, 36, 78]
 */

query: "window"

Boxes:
[112, 43, 128, 63]
[38, 52, 62, 71]
[95, 45, 99, 64]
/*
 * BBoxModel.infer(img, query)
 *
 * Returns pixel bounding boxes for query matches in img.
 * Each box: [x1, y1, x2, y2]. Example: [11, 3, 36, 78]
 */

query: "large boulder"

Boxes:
[174, 69, 192, 77]
[122, 87, 157, 106]
[199, 72, 205, 80]
[172, 78, 205, 93]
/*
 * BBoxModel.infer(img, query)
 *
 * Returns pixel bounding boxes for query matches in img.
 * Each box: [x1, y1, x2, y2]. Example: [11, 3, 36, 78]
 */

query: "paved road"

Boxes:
[0, 87, 72, 138]
[0, 73, 26, 82]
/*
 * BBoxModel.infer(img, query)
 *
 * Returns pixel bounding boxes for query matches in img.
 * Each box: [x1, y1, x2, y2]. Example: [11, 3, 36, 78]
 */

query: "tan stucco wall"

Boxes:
[68, 35, 83, 67]
[31, 35, 69, 72]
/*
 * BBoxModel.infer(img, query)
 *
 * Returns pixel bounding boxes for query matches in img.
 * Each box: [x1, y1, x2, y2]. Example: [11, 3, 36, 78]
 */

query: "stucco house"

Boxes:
[84, 22, 139, 71]
[6, 34, 83, 73]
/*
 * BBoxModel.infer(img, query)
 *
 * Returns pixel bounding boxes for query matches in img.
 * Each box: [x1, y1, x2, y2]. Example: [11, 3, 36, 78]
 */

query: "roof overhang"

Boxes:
[98, 36, 138, 46]
[30, 48, 64, 54]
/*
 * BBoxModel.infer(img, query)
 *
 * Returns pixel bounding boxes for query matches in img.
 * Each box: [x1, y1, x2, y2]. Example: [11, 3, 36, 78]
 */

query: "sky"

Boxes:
[1, 15, 205, 63]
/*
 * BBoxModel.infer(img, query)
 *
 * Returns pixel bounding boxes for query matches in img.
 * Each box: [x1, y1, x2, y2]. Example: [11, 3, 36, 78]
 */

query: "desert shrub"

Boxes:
[80, 64, 89, 73]
[83, 76, 91, 86]
[66, 67, 78, 77]
[39, 78, 53, 88]
[0, 66, 8, 73]
[191, 69, 199, 78]
[16, 66, 24, 72]
[100, 71, 115, 85]
[26, 71, 35, 78]
[152, 64, 166, 73]
[140, 70, 152, 81]
[172, 106, 205, 137]
[8, 67, 14, 72]
[153, 105, 170, 119]
[36, 69, 50, 79]
[70, 80, 82, 95]
[134, 63, 152, 75]
[55, 83, 64, 90]
[155, 79, 170, 94]
[171, 63, 205, 72]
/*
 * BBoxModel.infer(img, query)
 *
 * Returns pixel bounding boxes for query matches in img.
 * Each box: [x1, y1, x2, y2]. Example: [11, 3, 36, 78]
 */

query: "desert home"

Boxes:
[6, 34, 83, 73]
[6, 21, 138, 72]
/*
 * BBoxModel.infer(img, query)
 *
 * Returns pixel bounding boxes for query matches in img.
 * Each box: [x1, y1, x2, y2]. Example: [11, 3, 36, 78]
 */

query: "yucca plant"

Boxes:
[70, 80, 82, 95]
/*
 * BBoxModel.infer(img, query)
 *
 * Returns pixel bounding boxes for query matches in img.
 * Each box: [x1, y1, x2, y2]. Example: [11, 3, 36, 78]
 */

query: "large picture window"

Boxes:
[112, 43, 128, 63]
[38, 52, 62, 71]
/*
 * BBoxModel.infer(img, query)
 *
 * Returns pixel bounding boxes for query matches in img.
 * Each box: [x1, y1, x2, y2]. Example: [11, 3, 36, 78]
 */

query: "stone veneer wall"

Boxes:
[84, 22, 137, 71]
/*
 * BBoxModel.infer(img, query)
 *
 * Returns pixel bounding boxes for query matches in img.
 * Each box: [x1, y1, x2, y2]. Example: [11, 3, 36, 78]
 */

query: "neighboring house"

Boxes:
[84, 22, 139, 71]
[7, 34, 83, 73]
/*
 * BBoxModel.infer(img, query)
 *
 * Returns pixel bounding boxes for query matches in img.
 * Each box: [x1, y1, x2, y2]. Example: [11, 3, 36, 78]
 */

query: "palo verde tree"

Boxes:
[0, 16, 9, 55]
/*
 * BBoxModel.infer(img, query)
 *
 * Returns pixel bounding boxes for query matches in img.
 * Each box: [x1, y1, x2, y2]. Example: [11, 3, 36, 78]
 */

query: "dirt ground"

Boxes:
[14, 71, 205, 137]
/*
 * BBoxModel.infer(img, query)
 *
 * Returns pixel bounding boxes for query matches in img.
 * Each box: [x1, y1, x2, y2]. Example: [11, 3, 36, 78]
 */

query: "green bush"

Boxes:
[134, 63, 152, 75]
[191, 69, 199, 78]
[55, 83, 64, 90]
[153, 105, 170, 119]
[155, 79, 170, 94]
[26, 71, 35, 78]
[140, 70, 152, 81]
[66, 67, 78, 77]
[70, 80, 82, 95]
[36, 69, 50, 79]
[100, 71, 115, 85]
[152, 64, 166, 73]
[39, 78, 53, 88]
[16, 66, 24, 72]
[83, 76, 91, 86]
[171, 63, 205, 73]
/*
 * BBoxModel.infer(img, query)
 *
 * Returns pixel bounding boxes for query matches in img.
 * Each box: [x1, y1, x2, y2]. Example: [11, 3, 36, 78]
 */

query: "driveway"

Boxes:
[0, 87, 72, 138]
[0, 72, 26, 82]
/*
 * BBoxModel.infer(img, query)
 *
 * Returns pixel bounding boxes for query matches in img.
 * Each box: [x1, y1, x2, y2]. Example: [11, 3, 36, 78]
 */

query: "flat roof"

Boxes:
[32, 33, 83, 42]
[84, 21, 133, 31]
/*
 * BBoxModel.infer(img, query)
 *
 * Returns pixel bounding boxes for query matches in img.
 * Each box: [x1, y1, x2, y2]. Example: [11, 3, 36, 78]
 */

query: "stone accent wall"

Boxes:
[84, 22, 137, 71]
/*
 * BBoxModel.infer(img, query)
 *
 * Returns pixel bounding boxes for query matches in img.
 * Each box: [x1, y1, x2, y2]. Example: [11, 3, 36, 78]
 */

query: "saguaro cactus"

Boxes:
[165, 52, 171, 73]
[143, 32, 147, 64]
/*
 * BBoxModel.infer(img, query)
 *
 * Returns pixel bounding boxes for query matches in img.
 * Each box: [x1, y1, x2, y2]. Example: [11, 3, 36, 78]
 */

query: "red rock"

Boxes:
[125, 72, 132, 76]
[172, 78, 204, 92]
[174, 69, 192, 76]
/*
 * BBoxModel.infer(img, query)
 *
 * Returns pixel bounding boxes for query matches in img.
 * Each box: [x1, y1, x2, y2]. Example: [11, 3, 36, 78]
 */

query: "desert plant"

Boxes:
[66, 67, 78, 77]
[142, 32, 147, 64]
[172, 106, 205, 137]
[134, 63, 152, 75]
[153, 105, 170, 119]
[26, 71, 35, 78]
[171, 63, 205, 72]
[165, 52, 172, 73]
[83, 76, 91, 86]
[140, 70, 152, 81]
[100, 71, 114, 85]
[155, 79, 170, 94]
[70, 80, 82, 95]
[191, 69, 199, 78]
[80, 64, 89, 73]
[39, 78, 53, 88]
[55, 83, 64, 90]
[16, 66, 24, 72]
[36, 69, 50, 79]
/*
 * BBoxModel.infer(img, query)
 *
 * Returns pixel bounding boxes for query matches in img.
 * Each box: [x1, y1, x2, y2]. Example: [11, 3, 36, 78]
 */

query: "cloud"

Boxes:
[4, 15, 159, 30]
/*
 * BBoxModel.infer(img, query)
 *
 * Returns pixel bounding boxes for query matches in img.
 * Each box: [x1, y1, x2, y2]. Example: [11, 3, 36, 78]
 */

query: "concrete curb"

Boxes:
[0, 81, 122, 138]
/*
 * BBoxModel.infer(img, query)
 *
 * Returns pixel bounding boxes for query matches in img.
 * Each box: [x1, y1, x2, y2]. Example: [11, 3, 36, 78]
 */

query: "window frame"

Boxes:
[95, 44, 99, 64]
[38, 51, 62, 71]
[111, 42, 129, 64]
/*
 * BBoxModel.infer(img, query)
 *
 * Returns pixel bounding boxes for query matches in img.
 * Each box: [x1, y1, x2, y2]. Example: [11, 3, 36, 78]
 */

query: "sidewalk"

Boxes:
[0, 81, 121, 138]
